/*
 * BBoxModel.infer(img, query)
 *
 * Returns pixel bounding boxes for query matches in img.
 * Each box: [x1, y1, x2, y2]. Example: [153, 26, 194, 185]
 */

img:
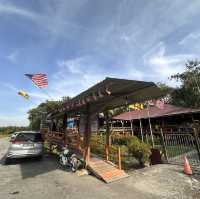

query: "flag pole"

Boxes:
[39, 88, 54, 101]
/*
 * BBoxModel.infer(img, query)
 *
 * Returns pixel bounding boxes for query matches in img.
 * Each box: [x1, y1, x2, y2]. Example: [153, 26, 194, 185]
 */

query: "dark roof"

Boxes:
[48, 77, 165, 118]
[113, 104, 200, 121]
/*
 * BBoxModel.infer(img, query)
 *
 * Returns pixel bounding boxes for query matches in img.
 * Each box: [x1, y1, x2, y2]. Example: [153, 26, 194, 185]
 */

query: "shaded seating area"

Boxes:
[43, 77, 165, 182]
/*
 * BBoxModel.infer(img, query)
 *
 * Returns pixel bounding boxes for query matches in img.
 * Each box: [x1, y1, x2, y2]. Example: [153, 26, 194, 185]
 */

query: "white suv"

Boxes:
[6, 131, 44, 162]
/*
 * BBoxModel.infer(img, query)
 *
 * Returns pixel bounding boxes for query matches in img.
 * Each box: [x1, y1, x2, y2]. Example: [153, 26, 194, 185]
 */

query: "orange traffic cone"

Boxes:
[183, 155, 192, 175]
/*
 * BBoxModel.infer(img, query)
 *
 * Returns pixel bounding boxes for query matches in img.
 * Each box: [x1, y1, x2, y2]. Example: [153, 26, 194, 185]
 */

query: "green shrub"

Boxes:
[127, 136, 150, 166]
[90, 135, 150, 168]
[112, 136, 128, 145]
[90, 134, 105, 158]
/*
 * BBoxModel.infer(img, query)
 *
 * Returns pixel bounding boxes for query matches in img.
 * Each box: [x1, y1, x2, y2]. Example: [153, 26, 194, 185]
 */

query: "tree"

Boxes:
[156, 82, 174, 104]
[62, 96, 71, 102]
[28, 98, 71, 130]
[28, 96, 71, 130]
[157, 82, 173, 93]
[170, 60, 200, 108]
[0, 126, 30, 135]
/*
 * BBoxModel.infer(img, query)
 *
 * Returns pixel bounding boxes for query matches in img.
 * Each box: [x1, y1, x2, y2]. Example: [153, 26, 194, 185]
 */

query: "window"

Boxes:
[15, 133, 43, 142]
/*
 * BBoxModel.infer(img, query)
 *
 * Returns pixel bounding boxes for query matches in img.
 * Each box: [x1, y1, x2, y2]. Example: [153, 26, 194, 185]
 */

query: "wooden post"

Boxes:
[130, 120, 134, 136]
[147, 104, 154, 148]
[105, 144, 109, 161]
[84, 104, 91, 167]
[105, 111, 111, 161]
[193, 128, 200, 161]
[122, 121, 125, 134]
[139, 118, 144, 142]
[49, 143, 52, 153]
[105, 111, 110, 146]
[87, 146, 90, 163]
[118, 146, 122, 170]
[63, 113, 67, 146]
[160, 128, 168, 162]
[146, 133, 149, 145]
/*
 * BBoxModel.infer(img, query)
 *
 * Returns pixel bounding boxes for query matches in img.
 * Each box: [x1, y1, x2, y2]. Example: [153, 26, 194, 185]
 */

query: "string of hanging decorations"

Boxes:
[57, 87, 112, 113]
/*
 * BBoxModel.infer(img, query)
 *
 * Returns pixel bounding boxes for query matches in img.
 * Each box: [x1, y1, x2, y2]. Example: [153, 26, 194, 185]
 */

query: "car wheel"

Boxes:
[36, 155, 43, 161]
[4, 157, 11, 165]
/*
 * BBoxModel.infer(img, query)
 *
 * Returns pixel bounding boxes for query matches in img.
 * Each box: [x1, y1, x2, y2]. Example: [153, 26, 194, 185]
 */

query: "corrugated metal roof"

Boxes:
[48, 77, 165, 118]
[113, 104, 200, 121]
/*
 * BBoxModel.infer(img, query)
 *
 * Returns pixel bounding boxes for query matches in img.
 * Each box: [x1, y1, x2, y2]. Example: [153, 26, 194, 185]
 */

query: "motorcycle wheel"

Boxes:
[71, 156, 79, 172]
[59, 155, 65, 166]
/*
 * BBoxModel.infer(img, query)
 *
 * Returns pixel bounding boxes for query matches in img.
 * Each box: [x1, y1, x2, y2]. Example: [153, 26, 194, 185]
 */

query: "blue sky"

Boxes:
[0, 0, 200, 126]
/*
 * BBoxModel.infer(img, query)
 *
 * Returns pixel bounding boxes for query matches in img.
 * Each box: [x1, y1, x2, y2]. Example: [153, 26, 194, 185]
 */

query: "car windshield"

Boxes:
[15, 133, 43, 142]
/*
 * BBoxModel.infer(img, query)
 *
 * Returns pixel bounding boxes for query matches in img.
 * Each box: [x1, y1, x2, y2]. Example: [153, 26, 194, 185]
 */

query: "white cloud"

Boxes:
[0, 1, 88, 46]
[144, 42, 196, 86]
[52, 54, 150, 99]
[179, 32, 200, 45]
[0, 2, 38, 20]
[57, 58, 86, 75]
[50, 57, 107, 98]
[6, 50, 19, 63]
[0, 82, 18, 92]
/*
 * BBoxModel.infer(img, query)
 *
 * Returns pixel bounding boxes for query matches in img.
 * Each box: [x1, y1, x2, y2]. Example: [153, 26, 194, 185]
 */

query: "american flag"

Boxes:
[25, 74, 48, 88]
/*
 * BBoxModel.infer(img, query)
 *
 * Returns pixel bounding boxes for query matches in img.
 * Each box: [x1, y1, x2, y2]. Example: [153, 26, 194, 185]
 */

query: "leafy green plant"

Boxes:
[90, 134, 105, 158]
[127, 136, 151, 166]
[90, 134, 150, 168]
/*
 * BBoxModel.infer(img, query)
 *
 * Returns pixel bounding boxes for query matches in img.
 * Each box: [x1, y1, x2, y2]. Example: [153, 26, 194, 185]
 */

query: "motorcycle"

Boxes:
[59, 147, 80, 172]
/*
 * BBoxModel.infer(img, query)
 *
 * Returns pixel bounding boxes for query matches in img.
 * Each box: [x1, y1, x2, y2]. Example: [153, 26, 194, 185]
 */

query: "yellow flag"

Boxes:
[18, 90, 29, 100]
[129, 103, 144, 110]
[128, 104, 136, 109]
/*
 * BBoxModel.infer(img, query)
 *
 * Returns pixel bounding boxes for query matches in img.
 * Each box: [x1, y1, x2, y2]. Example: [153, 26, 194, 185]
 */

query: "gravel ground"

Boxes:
[0, 137, 200, 199]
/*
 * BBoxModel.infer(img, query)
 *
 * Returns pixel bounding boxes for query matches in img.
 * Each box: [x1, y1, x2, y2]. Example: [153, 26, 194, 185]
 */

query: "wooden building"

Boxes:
[113, 104, 200, 136]
[43, 77, 164, 181]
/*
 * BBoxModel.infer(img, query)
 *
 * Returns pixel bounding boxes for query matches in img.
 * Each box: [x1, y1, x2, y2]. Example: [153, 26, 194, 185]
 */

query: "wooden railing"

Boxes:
[107, 144, 122, 170]
[46, 131, 64, 140]
[111, 127, 132, 134]
[44, 129, 82, 152]
[90, 135, 122, 170]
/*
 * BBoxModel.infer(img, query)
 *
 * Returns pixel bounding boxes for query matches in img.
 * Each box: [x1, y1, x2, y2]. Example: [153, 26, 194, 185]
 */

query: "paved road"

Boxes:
[0, 137, 199, 199]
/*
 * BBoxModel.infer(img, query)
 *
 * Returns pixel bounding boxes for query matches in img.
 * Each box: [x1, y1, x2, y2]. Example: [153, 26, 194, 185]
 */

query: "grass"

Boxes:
[166, 145, 195, 157]
[154, 144, 195, 158]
